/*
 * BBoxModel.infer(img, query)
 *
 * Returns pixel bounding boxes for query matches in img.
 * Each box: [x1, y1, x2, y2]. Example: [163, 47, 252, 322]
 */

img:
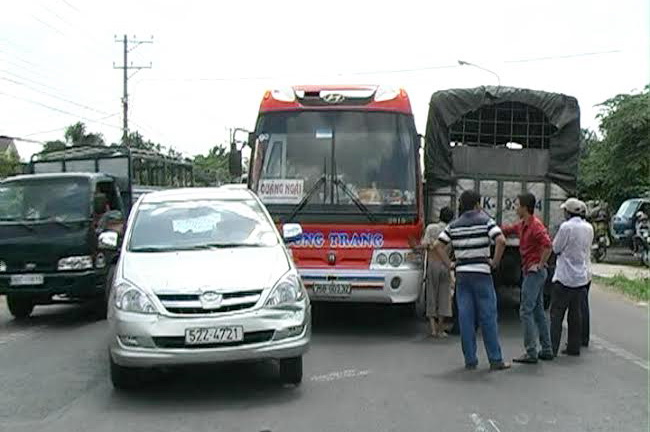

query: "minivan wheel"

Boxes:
[110, 356, 141, 390]
[279, 356, 303, 385]
[7, 295, 34, 320]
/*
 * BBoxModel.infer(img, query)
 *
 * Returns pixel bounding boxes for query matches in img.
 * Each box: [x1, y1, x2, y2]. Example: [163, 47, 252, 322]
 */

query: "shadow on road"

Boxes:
[108, 361, 301, 411]
[0, 301, 103, 331]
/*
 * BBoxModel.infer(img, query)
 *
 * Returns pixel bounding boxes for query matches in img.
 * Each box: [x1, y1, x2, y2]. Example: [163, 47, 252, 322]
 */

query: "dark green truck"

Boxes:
[0, 173, 124, 318]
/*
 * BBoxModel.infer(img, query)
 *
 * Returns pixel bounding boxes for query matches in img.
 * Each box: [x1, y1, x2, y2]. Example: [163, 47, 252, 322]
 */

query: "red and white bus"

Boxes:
[245, 85, 424, 306]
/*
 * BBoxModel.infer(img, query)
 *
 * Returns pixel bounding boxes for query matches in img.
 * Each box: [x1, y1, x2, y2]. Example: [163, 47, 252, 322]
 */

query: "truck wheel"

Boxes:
[7, 295, 34, 320]
[110, 356, 141, 390]
[279, 356, 303, 385]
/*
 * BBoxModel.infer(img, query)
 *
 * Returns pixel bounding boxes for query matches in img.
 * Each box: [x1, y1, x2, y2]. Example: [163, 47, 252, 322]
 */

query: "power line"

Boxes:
[0, 91, 122, 130]
[1, 76, 112, 115]
[59, 0, 80, 12]
[505, 50, 622, 63]
[22, 113, 120, 137]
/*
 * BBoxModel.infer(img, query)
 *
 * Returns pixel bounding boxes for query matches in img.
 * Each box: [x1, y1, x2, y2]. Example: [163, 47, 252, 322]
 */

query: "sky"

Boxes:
[1, 0, 648, 161]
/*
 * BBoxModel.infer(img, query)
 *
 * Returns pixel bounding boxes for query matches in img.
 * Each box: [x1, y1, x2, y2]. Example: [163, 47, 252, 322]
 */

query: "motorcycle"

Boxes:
[589, 213, 610, 263]
[633, 211, 650, 268]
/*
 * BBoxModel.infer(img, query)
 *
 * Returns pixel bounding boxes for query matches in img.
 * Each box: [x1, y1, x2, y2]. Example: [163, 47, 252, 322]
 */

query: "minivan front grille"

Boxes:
[156, 290, 263, 315]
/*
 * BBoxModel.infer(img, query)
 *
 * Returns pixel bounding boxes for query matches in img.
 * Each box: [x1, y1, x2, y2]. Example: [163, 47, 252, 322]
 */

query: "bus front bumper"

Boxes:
[300, 268, 422, 304]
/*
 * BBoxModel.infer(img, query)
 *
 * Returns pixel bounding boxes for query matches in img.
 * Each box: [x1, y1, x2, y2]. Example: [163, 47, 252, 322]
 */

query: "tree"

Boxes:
[0, 153, 20, 178]
[578, 86, 650, 207]
[64, 122, 105, 147]
[42, 140, 66, 153]
[192, 145, 231, 186]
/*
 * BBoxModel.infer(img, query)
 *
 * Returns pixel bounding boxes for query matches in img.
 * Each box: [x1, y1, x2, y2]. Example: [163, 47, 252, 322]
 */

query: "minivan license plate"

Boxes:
[10, 274, 44, 286]
[185, 326, 244, 345]
[313, 282, 352, 297]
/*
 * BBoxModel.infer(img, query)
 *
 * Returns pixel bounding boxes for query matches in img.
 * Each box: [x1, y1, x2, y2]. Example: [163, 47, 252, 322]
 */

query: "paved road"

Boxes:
[0, 287, 647, 432]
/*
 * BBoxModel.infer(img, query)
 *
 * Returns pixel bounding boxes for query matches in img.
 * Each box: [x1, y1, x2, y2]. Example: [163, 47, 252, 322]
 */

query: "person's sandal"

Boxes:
[489, 361, 512, 371]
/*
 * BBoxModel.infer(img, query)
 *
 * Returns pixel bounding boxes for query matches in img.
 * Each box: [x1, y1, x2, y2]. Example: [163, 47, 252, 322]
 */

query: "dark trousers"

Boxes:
[550, 282, 587, 355]
[581, 282, 591, 346]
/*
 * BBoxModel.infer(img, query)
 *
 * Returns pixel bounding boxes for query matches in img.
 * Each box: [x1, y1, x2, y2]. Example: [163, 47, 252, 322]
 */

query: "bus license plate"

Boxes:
[185, 326, 244, 345]
[10, 274, 44, 286]
[313, 282, 352, 297]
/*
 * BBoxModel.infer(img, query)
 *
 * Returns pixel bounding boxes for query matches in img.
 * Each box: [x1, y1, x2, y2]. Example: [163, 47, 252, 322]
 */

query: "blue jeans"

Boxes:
[456, 272, 504, 366]
[520, 268, 553, 357]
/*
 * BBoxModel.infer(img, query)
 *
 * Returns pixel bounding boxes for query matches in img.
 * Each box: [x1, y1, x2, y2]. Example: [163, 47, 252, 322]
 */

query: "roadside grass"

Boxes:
[594, 274, 650, 302]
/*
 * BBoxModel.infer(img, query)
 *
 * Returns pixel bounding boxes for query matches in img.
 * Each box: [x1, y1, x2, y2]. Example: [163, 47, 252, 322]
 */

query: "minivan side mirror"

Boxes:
[282, 223, 303, 244]
[98, 231, 119, 250]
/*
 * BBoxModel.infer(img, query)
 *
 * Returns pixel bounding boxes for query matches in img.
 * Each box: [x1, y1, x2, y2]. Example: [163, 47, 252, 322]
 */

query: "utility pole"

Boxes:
[113, 34, 153, 145]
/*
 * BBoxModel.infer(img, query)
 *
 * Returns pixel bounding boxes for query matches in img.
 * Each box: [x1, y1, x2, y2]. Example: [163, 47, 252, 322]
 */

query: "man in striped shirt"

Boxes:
[434, 190, 511, 371]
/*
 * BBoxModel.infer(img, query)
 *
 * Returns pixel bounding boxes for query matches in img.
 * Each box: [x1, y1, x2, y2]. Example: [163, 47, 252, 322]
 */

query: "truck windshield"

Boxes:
[0, 178, 90, 222]
[128, 199, 279, 252]
[253, 111, 418, 217]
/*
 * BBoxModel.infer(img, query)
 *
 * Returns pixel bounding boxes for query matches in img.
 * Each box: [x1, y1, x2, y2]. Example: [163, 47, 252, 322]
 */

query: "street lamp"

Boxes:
[457, 60, 501, 89]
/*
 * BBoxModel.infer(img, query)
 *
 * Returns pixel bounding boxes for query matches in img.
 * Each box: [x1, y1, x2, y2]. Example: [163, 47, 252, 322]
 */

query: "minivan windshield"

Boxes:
[616, 199, 640, 218]
[0, 178, 90, 222]
[128, 199, 279, 252]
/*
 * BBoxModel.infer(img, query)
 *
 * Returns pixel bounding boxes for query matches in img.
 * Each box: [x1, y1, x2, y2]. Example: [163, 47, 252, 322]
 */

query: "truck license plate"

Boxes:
[184, 326, 244, 345]
[313, 282, 352, 297]
[10, 274, 44, 286]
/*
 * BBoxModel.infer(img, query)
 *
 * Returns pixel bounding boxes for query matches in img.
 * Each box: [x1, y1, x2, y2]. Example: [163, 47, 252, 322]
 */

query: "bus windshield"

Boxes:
[252, 111, 418, 218]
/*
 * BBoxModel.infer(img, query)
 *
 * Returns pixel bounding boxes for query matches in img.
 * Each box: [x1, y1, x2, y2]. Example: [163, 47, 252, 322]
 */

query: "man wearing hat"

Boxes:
[550, 198, 594, 357]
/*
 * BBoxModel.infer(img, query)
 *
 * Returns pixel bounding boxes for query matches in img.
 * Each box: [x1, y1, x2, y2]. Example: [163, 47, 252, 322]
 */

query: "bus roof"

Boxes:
[259, 85, 413, 115]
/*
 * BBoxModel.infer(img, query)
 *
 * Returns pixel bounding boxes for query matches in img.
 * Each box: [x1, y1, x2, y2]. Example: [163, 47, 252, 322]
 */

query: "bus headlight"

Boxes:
[388, 252, 403, 267]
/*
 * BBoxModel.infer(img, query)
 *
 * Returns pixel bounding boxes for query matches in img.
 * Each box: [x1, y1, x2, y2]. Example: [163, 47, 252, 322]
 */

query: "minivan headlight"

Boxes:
[114, 282, 157, 314]
[58, 255, 93, 271]
[264, 271, 304, 308]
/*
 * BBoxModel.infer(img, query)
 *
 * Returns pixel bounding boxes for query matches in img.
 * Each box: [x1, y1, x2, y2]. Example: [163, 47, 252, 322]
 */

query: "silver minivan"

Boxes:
[101, 187, 310, 389]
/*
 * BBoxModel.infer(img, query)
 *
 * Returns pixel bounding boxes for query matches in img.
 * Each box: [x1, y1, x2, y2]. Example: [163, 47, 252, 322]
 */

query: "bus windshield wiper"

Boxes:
[332, 177, 375, 222]
[286, 174, 327, 222]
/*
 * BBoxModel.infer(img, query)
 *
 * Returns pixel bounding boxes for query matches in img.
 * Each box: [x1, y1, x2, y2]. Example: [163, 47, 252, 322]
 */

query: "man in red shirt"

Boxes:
[502, 192, 554, 364]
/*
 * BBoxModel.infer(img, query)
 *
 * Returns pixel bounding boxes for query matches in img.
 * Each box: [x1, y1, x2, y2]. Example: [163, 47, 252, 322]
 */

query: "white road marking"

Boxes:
[487, 419, 502, 432]
[310, 369, 371, 383]
[561, 323, 649, 371]
[470, 413, 488, 432]
[591, 334, 649, 371]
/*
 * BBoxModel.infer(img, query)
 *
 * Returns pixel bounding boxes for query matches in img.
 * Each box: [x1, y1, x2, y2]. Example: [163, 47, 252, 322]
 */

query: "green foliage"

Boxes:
[594, 275, 650, 301]
[0, 152, 20, 178]
[578, 86, 650, 207]
[42, 140, 66, 153]
[192, 145, 231, 186]
[63, 122, 105, 147]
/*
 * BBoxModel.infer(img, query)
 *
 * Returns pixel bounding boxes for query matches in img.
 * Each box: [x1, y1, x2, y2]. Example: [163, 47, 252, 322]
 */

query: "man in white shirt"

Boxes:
[550, 198, 594, 357]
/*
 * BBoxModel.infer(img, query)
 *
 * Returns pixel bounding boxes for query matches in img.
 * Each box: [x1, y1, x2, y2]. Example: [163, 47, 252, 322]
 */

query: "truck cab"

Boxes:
[0, 173, 125, 319]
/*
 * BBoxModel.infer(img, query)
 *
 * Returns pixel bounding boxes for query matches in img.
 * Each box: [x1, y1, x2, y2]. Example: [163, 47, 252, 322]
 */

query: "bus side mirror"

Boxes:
[229, 143, 243, 179]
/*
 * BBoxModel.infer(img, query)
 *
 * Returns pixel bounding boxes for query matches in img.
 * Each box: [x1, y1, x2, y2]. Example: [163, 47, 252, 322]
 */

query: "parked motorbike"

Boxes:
[633, 211, 650, 267]
[589, 212, 610, 263]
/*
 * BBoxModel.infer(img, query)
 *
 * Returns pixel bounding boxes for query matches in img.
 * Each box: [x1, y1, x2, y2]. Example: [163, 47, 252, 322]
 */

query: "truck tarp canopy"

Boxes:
[425, 86, 581, 192]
